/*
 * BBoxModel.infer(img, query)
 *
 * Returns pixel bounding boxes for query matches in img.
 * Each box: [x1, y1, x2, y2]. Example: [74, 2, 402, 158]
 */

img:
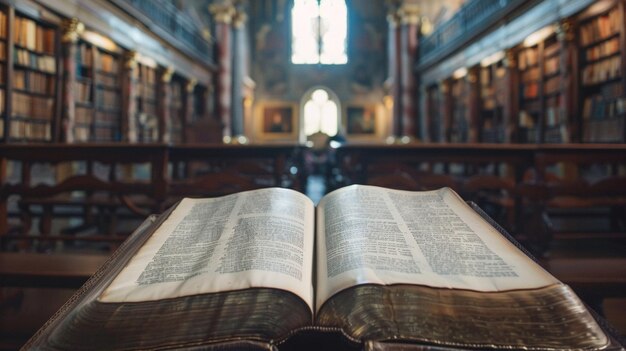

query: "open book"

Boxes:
[27, 186, 619, 350]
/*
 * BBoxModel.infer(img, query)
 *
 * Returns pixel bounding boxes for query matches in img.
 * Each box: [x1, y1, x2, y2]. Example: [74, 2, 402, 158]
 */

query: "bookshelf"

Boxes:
[578, 0, 625, 143]
[425, 84, 442, 142]
[93, 46, 122, 142]
[8, 12, 59, 142]
[450, 76, 469, 142]
[517, 43, 542, 143]
[479, 61, 507, 142]
[134, 62, 158, 142]
[0, 8, 6, 141]
[541, 33, 567, 143]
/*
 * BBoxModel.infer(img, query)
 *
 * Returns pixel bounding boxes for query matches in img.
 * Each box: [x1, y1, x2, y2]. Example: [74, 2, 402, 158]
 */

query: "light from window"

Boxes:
[292, 0, 347, 65]
[304, 89, 338, 136]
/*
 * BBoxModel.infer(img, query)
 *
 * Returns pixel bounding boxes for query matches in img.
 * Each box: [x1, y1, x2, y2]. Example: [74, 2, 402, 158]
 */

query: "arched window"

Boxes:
[302, 88, 338, 137]
[291, 0, 347, 64]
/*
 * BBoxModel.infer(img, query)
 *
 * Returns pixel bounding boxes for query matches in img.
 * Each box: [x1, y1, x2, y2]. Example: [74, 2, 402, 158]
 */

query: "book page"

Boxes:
[315, 185, 557, 310]
[100, 188, 315, 311]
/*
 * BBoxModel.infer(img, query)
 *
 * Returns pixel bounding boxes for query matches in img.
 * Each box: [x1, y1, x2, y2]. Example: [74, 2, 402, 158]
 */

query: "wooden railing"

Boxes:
[419, 0, 529, 67]
[112, 0, 213, 63]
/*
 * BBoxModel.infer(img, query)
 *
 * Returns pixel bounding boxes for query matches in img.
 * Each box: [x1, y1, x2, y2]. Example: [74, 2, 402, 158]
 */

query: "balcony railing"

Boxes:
[419, 0, 530, 66]
[113, 0, 213, 63]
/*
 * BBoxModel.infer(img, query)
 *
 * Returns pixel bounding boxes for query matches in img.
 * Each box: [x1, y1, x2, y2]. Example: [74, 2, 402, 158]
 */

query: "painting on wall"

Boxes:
[346, 105, 376, 135]
[261, 103, 297, 136]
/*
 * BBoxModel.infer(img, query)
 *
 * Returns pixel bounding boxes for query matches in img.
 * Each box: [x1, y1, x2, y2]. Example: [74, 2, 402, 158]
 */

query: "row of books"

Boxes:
[521, 67, 540, 83]
[544, 56, 559, 76]
[95, 90, 120, 110]
[97, 53, 119, 73]
[543, 42, 559, 58]
[76, 43, 94, 68]
[14, 69, 55, 95]
[543, 76, 560, 95]
[75, 106, 94, 124]
[582, 94, 626, 120]
[75, 81, 92, 103]
[12, 92, 54, 120]
[8, 118, 52, 140]
[93, 124, 121, 141]
[583, 118, 624, 142]
[521, 82, 539, 99]
[137, 84, 157, 100]
[137, 65, 157, 83]
[518, 110, 537, 128]
[74, 125, 91, 142]
[518, 48, 538, 70]
[585, 37, 619, 62]
[15, 48, 56, 73]
[14, 16, 56, 54]
[580, 8, 621, 47]
[0, 12, 6, 39]
[96, 110, 121, 124]
[96, 72, 119, 88]
[544, 96, 563, 127]
[586, 118, 625, 141]
[581, 55, 621, 86]
[521, 99, 540, 113]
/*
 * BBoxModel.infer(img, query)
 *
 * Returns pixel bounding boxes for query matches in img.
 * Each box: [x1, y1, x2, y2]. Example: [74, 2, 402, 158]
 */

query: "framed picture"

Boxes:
[346, 105, 376, 135]
[260, 103, 296, 136]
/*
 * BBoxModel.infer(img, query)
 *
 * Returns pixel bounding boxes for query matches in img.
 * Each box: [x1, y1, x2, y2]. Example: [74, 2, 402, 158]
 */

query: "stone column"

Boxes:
[440, 79, 451, 143]
[557, 19, 575, 142]
[467, 67, 480, 142]
[60, 18, 83, 143]
[122, 50, 138, 142]
[210, 2, 235, 141]
[399, 4, 420, 139]
[231, 7, 247, 141]
[159, 67, 174, 143]
[387, 6, 403, 138]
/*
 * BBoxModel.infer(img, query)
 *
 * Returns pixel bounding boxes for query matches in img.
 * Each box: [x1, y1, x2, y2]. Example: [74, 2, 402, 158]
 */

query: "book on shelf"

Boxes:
[25, 186, 624, 350]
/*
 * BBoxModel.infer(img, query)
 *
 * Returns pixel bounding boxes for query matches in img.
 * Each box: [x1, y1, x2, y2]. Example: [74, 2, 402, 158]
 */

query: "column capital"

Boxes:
[61, 18, 84, 43]
[209, 3, 236, 24]
[232, 8, 248, 28]
[162, 67, 175, 83]
[504, 49, 517, 68]
[124, 50, 138, 70]
[186, 79, 197, 93]
[556, 19, 575, 42]
[439, 80, 450, 94]
[399, 4, 420, 25]
[387, 2, 420, 26]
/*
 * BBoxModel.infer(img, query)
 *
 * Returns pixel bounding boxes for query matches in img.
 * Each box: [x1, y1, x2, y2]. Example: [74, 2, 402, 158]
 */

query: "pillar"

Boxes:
[231, 7, 247, 139]
[399, 4, 420, 138]
[122, 50, 138, 142]
[159, 67, 174, 143]
[60, 18, 83, 143]
[209, 2, 236, 141]
[557, 19, 575, 143]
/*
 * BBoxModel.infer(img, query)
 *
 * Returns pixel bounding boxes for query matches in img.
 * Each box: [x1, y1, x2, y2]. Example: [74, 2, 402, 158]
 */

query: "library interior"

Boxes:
[0, 0, 625, 349]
